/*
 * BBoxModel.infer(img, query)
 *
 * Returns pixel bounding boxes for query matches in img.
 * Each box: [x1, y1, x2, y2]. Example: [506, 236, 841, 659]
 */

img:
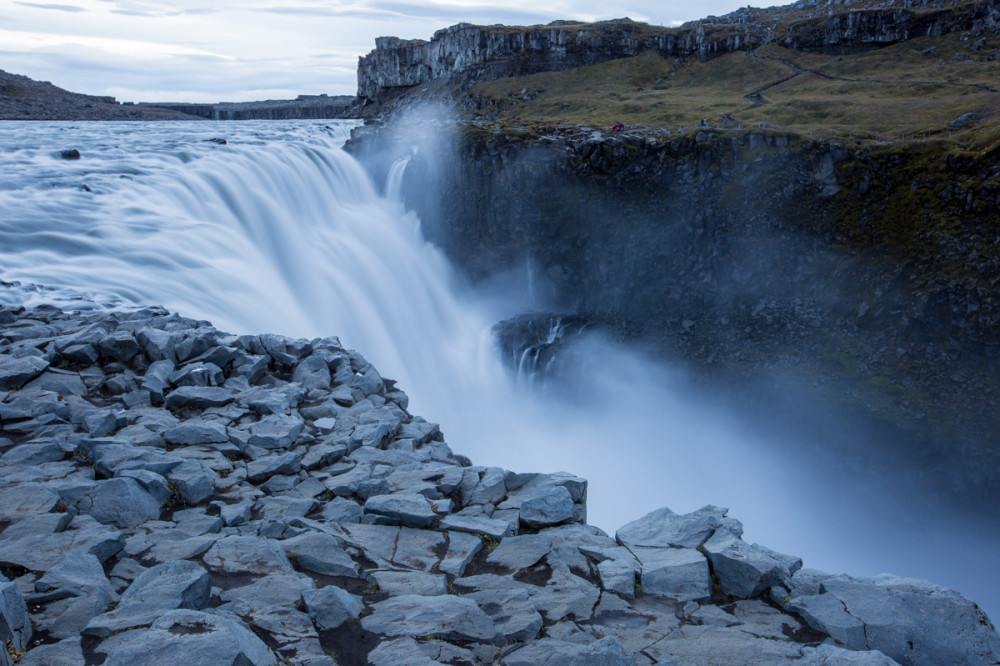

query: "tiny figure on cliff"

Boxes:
[611, 122, 623, 132]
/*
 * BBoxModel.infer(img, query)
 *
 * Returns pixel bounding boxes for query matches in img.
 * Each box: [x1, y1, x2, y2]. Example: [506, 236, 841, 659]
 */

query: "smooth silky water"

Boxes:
[0, 120, 995, 619]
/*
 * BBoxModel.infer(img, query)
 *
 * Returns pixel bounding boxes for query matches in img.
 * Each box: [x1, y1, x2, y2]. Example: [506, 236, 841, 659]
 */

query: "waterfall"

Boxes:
[0, 119, 996, 619]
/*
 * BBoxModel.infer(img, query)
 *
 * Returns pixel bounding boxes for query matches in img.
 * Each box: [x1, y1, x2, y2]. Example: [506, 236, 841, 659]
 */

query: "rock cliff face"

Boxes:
[347, 120, 1000, 500]
[355, 0, 1000, 103]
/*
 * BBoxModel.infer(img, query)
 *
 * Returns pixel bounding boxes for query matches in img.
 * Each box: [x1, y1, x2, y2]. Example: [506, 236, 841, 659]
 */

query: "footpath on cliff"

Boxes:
[1, 282, 999, 665]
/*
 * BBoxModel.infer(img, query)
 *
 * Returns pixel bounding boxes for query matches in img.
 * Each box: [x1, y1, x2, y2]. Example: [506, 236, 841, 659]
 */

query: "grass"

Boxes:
[467, 31, 999, 147]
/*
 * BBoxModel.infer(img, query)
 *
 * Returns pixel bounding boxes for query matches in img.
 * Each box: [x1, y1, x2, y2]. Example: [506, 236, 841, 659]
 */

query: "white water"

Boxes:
[0, 120, 996, 619]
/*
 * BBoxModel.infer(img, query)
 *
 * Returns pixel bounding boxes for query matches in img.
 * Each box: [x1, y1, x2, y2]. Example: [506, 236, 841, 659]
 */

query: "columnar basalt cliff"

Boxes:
[355, 0, 1000, 104]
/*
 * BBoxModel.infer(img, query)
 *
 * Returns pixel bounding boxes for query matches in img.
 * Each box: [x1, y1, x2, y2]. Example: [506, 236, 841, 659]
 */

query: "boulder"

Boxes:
[83, 560, 211, 637]
[789, 575, 1000, 666]
[369, 570, 447, 597]
[486, 534, 552, 571]
[617, 505, 741, 550]
[702, 528, 802, 598]
[1, 573, 32, 662]
[280, 532, 358, 577]
[202, 536, 294, 576]
[0, 355, 49, 389]
[77, 478, 163, 529]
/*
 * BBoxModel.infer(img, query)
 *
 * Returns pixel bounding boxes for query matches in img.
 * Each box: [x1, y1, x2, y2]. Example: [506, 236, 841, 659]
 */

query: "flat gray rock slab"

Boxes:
[597, 559, 637, 599]
[163, 421, 229, 445]
[391, 528, 447, 572]
[163, 386, 234, 410]
[0, 525, 125, 571]
[221, 573, 316, 608]
[0, 484, 61, 523]
[203, 536, 294, 576]
[83, 560, 210, 637]
[519, 486, 574, 528]
[77, 477, 162, 529]
[228, 601, 325, 663]
[499, 636, 633, 665]
[634, 546, 711, 602]
[644, 624, 805, 664]
[617, 504, 742, 551]
[18, 636, 84, 666]
[790, 574, 1000, 666]
[33, 551, 117, 603]
[89, 443, 183, 478]
[466, 588, 543, 643]
[249, 415, 303, 449]
[370, 570, 447, 597]
[487, 534, 552, 571]
[101, 609, 276, 666]
[247, 452, 302, 483]
[439, 531, 482, 578]
[1, 442, 65, 466]
[368, 637, 444, 666]
[301, 586, 363, 631]
[280, 532, 358, 577]
[364, 493, 437, 527]
[797, 643, 901, 665]
[0, 355, 49, 389]
[361, 594, 502, 643]
[703, 528, 801, 598]
[438, 514, 511, 540]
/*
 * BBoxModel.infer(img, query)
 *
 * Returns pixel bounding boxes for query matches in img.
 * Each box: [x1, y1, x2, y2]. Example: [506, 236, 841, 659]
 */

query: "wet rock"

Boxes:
[101, 609, 276, 666]
[361, 594, 502, 643]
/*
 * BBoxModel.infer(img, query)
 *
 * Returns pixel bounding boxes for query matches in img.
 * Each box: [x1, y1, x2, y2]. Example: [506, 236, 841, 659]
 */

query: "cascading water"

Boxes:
[0, 120, 996, 620]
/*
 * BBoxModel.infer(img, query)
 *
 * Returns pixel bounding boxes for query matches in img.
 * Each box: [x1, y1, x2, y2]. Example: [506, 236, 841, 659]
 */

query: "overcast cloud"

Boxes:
[0, 0, 774, 102]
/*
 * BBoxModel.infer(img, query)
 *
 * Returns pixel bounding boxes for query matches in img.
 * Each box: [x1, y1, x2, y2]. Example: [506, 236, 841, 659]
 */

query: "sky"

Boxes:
[0, 0, 772, 103]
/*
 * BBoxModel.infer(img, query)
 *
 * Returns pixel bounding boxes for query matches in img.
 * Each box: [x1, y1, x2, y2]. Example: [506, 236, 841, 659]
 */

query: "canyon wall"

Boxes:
[356, 0, 1000, 103]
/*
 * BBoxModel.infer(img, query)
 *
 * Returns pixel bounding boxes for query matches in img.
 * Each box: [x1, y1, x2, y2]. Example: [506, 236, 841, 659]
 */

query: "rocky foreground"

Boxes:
[1, 292, 998, 666]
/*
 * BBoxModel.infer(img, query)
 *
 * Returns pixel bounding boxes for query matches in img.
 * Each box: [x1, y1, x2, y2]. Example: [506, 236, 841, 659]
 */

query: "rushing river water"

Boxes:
[0, 120, 996, 620]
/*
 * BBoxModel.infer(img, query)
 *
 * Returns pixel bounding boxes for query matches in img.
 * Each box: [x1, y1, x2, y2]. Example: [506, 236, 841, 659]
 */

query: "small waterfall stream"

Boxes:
[0, 119, 995, 619]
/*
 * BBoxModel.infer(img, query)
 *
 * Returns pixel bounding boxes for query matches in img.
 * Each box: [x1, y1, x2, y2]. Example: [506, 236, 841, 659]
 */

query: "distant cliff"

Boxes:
[356, 0, 1000, 104]
[140, 95, 362, 121]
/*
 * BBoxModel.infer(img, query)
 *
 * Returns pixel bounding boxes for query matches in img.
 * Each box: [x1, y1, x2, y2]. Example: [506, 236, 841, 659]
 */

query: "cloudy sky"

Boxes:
[1, 0, 773, 103]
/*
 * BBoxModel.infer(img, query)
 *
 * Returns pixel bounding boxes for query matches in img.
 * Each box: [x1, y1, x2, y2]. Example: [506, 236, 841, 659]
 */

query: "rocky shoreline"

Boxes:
[1, 286, 998, 665]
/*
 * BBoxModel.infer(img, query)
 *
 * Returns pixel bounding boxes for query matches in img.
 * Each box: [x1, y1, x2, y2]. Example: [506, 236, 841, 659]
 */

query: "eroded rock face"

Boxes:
[1, 294, 996, 664]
